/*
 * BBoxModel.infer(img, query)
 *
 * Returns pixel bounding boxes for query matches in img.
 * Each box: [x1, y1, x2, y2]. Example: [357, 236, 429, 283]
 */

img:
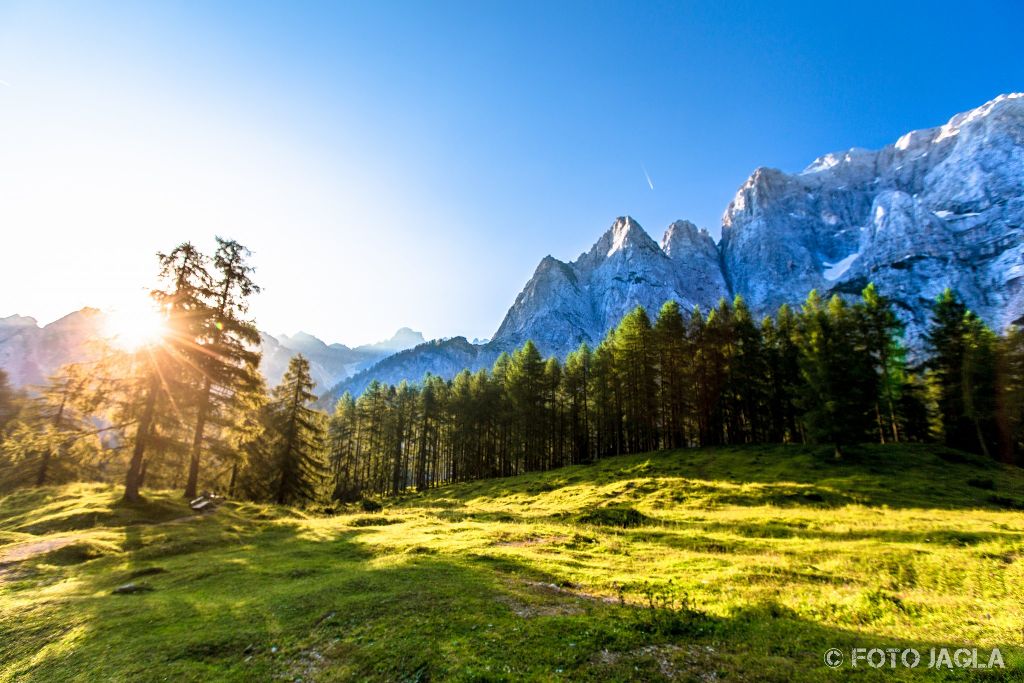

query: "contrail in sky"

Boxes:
[641, 163, 654, 190]
[0, 80, 10, 87]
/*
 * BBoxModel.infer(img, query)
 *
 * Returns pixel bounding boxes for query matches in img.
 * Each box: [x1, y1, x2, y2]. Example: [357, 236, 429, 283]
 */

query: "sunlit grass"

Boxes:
[1, 444, 1023, 681]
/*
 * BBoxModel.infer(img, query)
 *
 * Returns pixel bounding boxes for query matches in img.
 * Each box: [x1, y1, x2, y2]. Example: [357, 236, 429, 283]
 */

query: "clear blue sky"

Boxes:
[1, 1, 1022, 345]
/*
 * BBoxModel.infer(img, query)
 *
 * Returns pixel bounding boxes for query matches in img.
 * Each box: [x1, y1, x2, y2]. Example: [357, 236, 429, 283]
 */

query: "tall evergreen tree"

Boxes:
[857, 284, 905, 443]
[267, 355, 327, 505]
[924, 289, 976, 451]
[653, 301, 688, 449]
[797, 292, 876, 457]
[612, 307, 658, 453]
[961, 315, 999, 458]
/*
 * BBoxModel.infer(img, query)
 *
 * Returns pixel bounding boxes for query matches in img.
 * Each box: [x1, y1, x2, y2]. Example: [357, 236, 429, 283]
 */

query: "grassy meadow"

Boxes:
[1, 444, 1023, 681]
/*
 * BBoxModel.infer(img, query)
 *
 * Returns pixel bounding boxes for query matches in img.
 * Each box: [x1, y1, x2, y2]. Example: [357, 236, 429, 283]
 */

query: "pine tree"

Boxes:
[612, 307, 658, 453]
[563, 343, 593, 463]
[797, 292, 876, 457]
[924, 289, 976, 451]
[998, 327, 1024, 464]
[961, 315, 999, 458]
[730, 297, 769, 443]
[267, 355, 327, 505]
[508, 341, 546, 472]
[857, 284, 906, 443]
[0, 369, 18, 438]
[653, 301, 688, 449]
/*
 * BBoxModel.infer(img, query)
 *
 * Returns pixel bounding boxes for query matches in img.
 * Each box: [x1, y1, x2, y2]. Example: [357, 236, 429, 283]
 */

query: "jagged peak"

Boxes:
[661, 220, 716, 258]
[579, 216, 661, 262]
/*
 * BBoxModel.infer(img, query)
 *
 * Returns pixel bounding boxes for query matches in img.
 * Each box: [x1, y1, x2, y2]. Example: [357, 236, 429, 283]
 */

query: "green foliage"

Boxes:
[259, 355, 328, 505]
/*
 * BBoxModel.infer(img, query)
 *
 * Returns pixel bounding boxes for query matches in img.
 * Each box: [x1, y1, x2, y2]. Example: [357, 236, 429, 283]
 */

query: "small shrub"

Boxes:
[578, 506, 651, 528]
[127, 566, 167, 579]
[349, 516, 400, 527]
[42, 540, 113, 565]
[360, 498, 383, 513]
[632, 580, 706, 636]
[988, 495, 1024, 510]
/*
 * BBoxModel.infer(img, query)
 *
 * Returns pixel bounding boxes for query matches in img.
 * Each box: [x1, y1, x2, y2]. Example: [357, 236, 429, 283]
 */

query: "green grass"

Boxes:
[2, 444, 1023, 681]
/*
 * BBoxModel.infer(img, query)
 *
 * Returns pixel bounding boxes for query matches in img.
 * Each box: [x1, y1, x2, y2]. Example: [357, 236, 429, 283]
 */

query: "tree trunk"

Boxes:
[124, 373, 159, 503]
[184, 375, 212, 498]
[975, 419, 992, 459]
[38, 392, 68, 487]
[36, 450, 51, 487]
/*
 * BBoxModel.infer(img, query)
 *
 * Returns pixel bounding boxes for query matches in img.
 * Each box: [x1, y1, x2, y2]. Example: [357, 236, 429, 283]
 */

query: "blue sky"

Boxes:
[1, 1, 1022, 345]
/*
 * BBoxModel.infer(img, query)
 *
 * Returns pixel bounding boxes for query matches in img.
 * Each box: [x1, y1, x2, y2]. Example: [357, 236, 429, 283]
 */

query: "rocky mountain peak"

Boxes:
[661, 220, 717, 261]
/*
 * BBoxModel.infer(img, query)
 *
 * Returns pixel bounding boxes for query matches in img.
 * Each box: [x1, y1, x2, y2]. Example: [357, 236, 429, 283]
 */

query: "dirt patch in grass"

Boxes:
[497, 578, 617, 618]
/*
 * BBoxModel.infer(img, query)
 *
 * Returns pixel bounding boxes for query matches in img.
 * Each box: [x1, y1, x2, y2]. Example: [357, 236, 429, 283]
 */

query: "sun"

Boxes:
[104, 299, 167, 351]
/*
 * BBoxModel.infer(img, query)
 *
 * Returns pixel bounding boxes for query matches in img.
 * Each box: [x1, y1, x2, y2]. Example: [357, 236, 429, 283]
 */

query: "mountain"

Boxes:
[0, 309, 107, 387]
[721, 92, 1024, 341]
[0, 310, 422, 393]
[259, 328, 425, 390]
[325, 93, 1024, 401]
[493, 216, 726, 356]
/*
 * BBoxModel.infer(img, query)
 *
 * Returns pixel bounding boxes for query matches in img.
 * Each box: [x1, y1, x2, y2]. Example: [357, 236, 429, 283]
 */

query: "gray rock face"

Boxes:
[720, 92, 1024, 341]
[493, 216, 728, 356]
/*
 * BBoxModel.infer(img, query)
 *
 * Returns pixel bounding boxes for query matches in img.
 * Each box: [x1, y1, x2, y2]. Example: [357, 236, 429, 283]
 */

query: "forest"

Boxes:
[1, 239, 1022, 504]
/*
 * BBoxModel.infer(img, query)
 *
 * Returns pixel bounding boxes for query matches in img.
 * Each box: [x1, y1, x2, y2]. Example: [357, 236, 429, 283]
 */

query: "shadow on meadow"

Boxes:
[2, 506, 1022, 683]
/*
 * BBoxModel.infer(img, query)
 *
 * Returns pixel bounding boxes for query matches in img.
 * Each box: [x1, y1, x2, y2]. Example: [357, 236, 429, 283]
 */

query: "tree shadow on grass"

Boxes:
[3, 517, 1022, 682]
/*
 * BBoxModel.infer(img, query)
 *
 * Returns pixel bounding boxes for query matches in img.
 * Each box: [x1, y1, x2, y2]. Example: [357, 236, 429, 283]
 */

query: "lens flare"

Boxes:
[104, 299, 166, 351]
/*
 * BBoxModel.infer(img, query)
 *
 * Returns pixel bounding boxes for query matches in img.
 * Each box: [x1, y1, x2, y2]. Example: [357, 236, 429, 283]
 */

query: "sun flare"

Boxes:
[104, 300, 167, 351]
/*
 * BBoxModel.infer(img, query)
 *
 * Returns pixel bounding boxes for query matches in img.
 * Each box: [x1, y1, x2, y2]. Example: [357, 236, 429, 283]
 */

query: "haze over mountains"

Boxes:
[0, 311, 423, 392]
[323, 93, 1024, 402]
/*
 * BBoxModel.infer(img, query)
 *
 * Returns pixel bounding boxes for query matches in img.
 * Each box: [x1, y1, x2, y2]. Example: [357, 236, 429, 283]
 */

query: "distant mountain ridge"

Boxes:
[259, 327, 425, 389]
[322, 93, 1024, 403]
[0, 310, 423, 392]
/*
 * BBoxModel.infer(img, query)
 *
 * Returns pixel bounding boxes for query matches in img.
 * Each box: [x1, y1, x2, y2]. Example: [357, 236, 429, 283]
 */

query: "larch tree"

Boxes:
[183, 238, 263, 499]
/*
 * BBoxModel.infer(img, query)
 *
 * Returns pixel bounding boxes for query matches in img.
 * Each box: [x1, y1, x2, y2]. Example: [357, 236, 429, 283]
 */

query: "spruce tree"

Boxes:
[267, 355, 327, 505]
[612, 307, 658, 453]
[924, 289, 975, 451]
[797, 292, 876, 457]
[653, 301, 688, 449]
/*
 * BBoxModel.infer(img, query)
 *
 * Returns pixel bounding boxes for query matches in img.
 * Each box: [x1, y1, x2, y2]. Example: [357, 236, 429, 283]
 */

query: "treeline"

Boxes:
[1, 238, 1023, 506]
[323, 287, 1024, 500]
